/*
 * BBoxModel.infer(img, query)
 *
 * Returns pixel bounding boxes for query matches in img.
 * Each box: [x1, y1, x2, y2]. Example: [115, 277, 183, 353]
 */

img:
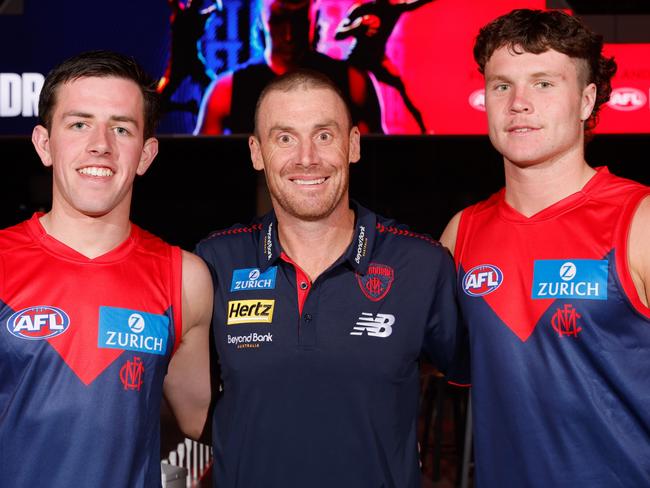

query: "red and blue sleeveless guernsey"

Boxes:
[455, 167, 650, 487]
[0, 214, 182, 488]
[196, 202, 460, 488]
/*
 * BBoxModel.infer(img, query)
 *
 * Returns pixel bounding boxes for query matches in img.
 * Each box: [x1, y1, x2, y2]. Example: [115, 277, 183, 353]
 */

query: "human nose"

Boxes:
[86, 126, 112, 156]
[509, 86, 533, 113]
[296, 139, 317, 167]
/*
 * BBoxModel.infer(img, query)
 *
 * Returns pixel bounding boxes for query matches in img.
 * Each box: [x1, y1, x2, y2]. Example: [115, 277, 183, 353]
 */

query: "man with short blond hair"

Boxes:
[197, 69, 459, 487]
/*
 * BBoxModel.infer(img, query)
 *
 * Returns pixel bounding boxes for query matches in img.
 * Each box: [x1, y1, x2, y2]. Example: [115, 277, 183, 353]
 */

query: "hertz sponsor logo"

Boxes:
[227, 300, 275, 325]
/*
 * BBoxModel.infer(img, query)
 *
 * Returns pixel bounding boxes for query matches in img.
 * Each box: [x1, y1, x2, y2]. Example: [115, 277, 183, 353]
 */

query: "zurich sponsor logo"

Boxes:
[608, 87, 647, 111]
[532, 259, 608, 300]
[98, 306, 169, 356]
[463, 264, 503, 296]
[7, 305, 70, 340]
[230, 266, 277, 291]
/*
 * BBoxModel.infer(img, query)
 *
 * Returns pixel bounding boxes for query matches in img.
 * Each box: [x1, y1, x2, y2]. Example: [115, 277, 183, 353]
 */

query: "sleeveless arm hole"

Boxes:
[613, 189, 650, 319]
[170, 245, 184, 355]
[455, 205, 476, 267]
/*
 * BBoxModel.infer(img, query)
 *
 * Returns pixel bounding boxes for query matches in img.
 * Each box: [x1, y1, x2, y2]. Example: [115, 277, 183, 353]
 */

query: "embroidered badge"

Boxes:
[356, 263, 395, 302]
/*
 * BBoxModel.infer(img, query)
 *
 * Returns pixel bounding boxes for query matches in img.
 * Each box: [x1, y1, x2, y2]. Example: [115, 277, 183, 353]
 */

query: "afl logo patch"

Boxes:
[6, 305, 71, 340]
[356, 263, 395, 302]
[463, 264, 503, 296]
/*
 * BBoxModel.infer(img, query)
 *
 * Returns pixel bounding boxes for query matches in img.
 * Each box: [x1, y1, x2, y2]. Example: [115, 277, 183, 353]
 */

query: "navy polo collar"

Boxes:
[257, 201, 376, 274]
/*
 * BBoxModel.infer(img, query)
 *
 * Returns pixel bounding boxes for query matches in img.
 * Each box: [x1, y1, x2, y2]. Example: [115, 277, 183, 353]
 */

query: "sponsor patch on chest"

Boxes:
[227, 300, 275, 324]
[230, 267, 277, 291]
[462, 264, 503, 296]
[98, 307, 169, 356]
[6, 305, 71, 340]
[532, 259, 608, 300]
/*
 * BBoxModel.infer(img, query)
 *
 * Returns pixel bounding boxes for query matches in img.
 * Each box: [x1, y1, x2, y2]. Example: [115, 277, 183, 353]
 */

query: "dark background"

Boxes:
[2, 134, 648, 249]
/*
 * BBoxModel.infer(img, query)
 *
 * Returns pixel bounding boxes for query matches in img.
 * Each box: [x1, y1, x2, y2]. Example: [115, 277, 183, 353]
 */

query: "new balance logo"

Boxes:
[350, 313, 395, 338]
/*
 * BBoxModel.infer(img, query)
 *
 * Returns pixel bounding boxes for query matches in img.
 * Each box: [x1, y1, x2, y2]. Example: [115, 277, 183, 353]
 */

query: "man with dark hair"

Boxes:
[196, 68, 459, 487]
[0, 50, 213, 487]
[441, 9, 650, 487]
[194, 0, 383, 134]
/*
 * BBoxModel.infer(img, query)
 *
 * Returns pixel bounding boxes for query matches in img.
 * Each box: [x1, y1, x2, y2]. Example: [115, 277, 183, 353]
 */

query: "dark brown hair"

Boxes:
[38, 50, 160, 139]
[474, 9, 617, 131]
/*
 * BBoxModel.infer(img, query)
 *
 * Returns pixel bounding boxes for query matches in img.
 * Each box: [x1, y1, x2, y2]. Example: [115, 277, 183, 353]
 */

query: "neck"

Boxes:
[276, 205, 355, 282]
[503, 151, 595, 217]
[39, 206, 132, 259]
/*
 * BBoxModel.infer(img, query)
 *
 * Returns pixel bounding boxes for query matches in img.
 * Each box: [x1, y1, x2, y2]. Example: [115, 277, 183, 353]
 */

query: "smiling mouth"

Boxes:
[78, 167, 114, 177]
[508, 127, 539, 134]
[292, 177, 327, 185]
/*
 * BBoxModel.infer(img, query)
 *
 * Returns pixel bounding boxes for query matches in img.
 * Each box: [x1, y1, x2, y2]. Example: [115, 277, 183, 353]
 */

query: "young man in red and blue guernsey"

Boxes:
[196, 69, 460, 487]
[0, 51, 213, 487]
[441, 9, 650, 487]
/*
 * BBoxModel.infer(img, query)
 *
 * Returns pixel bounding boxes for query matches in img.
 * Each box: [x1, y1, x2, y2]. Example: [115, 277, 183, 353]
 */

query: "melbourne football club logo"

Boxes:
[551, 304, 582, 338]
[7, 305, 71, 340]
[463, 264, 503, 296]
[356, 263, 395, 301]
[120, 356, 145, 391]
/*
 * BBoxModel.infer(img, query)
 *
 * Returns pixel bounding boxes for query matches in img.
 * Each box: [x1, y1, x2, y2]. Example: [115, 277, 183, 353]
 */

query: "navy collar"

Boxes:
[257, 201, 376, 274]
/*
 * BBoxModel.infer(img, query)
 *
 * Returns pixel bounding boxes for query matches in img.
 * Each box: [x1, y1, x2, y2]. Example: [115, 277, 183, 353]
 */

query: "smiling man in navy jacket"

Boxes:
[196, 69, 460, 487]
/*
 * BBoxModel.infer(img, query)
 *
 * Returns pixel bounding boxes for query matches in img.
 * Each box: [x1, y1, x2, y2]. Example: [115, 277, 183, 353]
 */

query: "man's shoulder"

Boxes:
[0, 218, 37, 255]
[593, 168, 650, 201]
[195, 220, 264, 254]
[373, 214, 446, 258]
[131, 223, 178, 258]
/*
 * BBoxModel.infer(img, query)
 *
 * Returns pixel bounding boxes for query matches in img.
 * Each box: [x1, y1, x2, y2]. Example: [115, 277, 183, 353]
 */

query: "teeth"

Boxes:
[78, 167, 114, 177]
[293, 178, 325, 185]
[513, 128, 532, 133]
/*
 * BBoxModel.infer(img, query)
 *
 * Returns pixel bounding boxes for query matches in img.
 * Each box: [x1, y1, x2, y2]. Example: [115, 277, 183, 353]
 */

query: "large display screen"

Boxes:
[0, 0, 648, 135]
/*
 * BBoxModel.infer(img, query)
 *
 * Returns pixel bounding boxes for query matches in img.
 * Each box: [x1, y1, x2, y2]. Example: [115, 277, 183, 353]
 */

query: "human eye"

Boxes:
[113, 126, 132, 136]
[69, 121, 88, 130]
[276, 133, 294, 146]
[535, 80, 552, 89]
[493, 83, 509, 93]
[315, 130, 333, 143]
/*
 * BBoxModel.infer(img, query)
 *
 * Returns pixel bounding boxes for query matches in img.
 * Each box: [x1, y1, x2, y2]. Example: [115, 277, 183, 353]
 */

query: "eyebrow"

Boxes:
[486, 71, 566, 83]
[266, 119, 341, 137]
[61, 111, 140, 127]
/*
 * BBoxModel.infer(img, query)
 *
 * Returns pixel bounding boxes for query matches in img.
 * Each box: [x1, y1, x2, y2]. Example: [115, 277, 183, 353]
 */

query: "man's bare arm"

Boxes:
[163, 251, 213, 439]
[628, 195, 650, 307]
[439, 210, 462, 256]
